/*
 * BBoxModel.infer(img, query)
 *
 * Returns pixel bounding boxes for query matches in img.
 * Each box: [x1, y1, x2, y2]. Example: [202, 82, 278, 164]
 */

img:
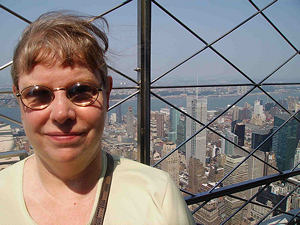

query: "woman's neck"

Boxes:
[23, 152, 103, 225]
[32, 150, 103, 197]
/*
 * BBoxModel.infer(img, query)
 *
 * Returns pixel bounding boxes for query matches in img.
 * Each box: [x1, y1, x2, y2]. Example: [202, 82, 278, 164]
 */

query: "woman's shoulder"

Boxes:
[114, 155, 169, 176]
[111, 154, 172, 190]
[0, 159, 25, 213]
[0, 159, 24, 177]
[0, 159, 25, 188]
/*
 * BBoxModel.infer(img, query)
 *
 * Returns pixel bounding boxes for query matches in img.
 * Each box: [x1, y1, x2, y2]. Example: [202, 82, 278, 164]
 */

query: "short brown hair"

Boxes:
[11, 11, 109, 88]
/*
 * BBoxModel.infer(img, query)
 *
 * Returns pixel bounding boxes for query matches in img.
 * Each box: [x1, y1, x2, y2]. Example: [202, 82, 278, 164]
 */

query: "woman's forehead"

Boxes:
[18, 63, 102, 88]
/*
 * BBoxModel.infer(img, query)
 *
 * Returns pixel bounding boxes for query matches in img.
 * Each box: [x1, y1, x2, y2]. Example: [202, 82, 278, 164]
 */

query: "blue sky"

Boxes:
[0, 0, 299, 88]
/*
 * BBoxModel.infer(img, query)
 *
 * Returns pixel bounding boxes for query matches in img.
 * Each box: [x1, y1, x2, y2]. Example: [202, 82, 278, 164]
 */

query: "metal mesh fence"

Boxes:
[1, 0, 300, 224]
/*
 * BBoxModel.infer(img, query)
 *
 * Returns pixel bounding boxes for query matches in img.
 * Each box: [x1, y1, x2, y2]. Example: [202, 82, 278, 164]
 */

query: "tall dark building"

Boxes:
[272, 113, 300, 171]
[239, 107, 251, 121]
[116, 105, 122, 123]
[176, 113, 186, 153]
[125, 106, 135, 138]
[251, 127, 273, 152]
[168, 108, 180, 143]
[155, 112, 165, 138]
[256, 186, 288, 217]
[231, 121, 245, 146]
[264, 102, 276, 111]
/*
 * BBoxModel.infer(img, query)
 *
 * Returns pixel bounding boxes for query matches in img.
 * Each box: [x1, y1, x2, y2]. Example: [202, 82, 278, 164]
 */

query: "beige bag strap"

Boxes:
[91, 152, 114, 225]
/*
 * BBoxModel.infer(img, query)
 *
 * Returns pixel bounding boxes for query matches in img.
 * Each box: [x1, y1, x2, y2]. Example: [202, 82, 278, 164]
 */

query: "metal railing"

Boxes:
[1, 0, 299, 224]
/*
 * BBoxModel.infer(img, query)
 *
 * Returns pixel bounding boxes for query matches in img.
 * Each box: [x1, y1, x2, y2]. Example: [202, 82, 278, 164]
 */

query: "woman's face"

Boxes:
[15, 63, 111, 168]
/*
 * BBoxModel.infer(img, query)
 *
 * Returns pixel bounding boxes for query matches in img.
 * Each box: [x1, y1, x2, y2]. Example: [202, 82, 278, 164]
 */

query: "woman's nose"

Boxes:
[49, 91, 76, 124]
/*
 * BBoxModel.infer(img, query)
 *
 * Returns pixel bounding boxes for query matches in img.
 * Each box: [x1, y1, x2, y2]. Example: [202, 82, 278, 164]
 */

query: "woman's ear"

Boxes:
[12, 85, 18, 97]
[105, 76, 113, 110]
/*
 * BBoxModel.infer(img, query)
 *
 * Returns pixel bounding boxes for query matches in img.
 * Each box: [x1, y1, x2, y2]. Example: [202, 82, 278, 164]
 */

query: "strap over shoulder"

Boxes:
[91, 152, 114, 225]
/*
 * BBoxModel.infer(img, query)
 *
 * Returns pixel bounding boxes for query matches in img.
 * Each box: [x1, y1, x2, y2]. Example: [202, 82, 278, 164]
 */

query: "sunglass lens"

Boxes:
[22, 86, 53, 109]
[68, 84, 98, 106]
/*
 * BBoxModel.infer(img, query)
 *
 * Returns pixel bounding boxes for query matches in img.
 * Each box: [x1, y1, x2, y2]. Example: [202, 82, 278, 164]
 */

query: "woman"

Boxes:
[0, 11, 195, 225]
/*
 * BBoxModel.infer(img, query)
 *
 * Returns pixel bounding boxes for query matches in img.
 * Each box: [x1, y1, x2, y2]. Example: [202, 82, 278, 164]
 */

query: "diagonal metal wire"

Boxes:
[191, 200, 210, 215]
[150, 1, 300, 169]
[287, 211, 300, 225]
[193, 115, 299, 214]
[0, 2, 140, 127]
[107, 65, 138, 85]
[181, 189, 195, 196]
[151, 0, 256, 85]
[0, 113, 22, 126]
[150, 0, 300, 130]
[255, 52, 300, 124]
[150, 0, 278, 85]
[151, 49, 300, 154]
[88, 0, 134, 22]
[248, 0, 299, 53]
[152, 85, 256, 167]
[258, 52, 298, 85]
[0, 3, 138, 88]
[221, 184, 270, 225]
[0, 4, 31, 23]
[255, 182, 300, 225]
[149, 7, 300, 214]
[191, 168, 300, 215]
[258, 86, 300, 124]
[226, 194, 300, 220]
[0, 61, 13, 71]
[292, 162, 300, 172]
[186, 168, 300, 206]
[150, 49, 298, 169]
[108, 90, 139, 111]
[151, 0, 291, 89]
[151, 37, 300, 189]
[151, 90, 280, 174]
[208, 110, 300, 195]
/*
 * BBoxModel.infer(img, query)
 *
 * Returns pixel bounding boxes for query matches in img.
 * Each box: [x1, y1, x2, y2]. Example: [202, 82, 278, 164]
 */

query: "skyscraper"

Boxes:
[251, 126, 273, 152]
[116, 105, 122, 123]
[125, 106, 135, 138]
[232, 106, 240, 122]
[188, 157, 205, 193]
[155, 112, 165, 138]
[168, 108, 180, 143]
[272, 113, 300, 171]
[232, 121, 245, 146]
[251, 100, 266, 126]
[176, 113, 186, 153]
[222, 129, 238, 156]
[223, 155, 249, 225]
[169, 108, 180, 134]
[186, 96, 207, 165]
[161, 142, 180, 186]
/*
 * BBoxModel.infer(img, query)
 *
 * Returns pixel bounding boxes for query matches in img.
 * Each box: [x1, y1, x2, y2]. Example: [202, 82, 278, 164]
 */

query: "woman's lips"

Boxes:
[45, 132, 86, 144]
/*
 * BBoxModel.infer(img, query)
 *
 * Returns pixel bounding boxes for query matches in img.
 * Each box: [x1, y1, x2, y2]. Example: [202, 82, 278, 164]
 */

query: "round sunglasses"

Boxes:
[16, 82, 103, 110]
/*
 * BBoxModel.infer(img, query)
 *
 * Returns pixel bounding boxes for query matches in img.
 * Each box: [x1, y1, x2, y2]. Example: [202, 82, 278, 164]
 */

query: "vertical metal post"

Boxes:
[137, 0, 151, 165]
